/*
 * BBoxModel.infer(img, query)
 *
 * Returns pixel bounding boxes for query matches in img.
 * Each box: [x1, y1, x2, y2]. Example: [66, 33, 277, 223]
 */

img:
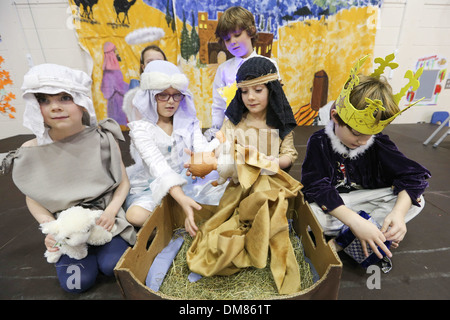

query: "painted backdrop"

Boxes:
[69, 0, 382, 128]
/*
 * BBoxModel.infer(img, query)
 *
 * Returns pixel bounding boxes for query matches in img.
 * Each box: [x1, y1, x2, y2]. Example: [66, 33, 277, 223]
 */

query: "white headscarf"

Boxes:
[21, 63, 97, 145]
[132, 60, 198, 136]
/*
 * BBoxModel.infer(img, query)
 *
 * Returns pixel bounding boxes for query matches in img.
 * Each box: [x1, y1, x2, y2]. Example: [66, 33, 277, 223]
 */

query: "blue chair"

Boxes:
[431, 111, 449, 126]
[424, 111, 450, 147]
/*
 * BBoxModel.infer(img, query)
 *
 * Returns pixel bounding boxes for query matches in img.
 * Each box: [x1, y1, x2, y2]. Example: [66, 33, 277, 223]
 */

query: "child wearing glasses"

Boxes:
[124, 60, 227, 236]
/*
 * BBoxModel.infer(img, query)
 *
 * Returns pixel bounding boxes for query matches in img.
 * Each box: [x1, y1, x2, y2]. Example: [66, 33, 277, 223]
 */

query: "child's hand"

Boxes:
[169, 185, 201, 236]
[96, 210, 116, 232]
[381, 211, 407, 244]
[44, 234, 59, 252]
[350, 216, 392, 259]
[179, 196, 201, 237]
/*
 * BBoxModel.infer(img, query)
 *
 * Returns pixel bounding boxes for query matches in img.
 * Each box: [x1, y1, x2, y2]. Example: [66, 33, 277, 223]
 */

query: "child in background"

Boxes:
[123, 45, 167, 122]
[139, 45, 167, 74]
[124, 60, 227, 236]
[301, 54, 431, 260]
[4, 63, 135, 293]
[205, 6, 280, 140]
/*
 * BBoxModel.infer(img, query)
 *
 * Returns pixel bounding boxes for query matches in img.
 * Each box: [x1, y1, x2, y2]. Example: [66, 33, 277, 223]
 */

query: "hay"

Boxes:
[158, 228, 315, 300]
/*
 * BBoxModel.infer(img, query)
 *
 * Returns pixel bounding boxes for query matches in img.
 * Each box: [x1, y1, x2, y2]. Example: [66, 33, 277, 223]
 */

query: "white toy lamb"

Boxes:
[40, 206, 116, 263]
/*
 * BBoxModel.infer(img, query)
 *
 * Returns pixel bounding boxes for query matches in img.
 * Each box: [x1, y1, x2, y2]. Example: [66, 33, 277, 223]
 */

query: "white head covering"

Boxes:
[21, 63, 97, 145]
[132, 60, 198, 135]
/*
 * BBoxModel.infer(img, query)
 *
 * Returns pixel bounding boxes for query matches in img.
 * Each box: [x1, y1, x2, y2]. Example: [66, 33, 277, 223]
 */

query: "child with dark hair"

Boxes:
[222, 56, 297, 170]
[186, 56, 301, 295]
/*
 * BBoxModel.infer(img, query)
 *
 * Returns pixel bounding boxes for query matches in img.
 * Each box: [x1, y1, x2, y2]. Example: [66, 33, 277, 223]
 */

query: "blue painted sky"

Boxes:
[144, 0, 382, 38]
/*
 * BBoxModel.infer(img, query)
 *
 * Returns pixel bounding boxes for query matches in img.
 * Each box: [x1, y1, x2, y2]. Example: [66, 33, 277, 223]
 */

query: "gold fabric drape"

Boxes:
[187, 144, 303, 294]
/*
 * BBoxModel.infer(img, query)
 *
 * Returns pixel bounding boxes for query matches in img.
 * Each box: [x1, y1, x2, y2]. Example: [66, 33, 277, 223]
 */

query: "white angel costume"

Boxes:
[125, 60, 228, 213]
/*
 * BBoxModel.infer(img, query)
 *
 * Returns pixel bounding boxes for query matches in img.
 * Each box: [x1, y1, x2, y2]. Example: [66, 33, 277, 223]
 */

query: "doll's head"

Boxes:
[225, 56, 296, 139]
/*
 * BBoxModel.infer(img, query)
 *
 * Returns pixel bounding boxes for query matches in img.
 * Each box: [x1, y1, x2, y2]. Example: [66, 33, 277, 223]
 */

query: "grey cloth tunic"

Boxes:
[7, 119, 136, 245]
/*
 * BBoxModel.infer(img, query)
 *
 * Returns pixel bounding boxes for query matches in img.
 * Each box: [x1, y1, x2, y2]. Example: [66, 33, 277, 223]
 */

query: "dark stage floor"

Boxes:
[1, 123, 449, 300]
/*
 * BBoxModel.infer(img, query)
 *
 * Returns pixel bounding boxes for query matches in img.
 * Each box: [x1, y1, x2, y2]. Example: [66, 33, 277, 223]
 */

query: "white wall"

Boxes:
[0, 0, 88, 139]
[373, 0, 450, 124]
[1, 0, 449, 139]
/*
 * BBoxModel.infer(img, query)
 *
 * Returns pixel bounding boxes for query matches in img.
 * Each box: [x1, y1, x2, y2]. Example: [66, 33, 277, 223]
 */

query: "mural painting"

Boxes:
[69, 0, 382, 128]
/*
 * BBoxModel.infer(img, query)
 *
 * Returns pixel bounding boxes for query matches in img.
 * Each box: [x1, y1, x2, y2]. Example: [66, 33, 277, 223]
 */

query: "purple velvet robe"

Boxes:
[301, 128, 431, 213]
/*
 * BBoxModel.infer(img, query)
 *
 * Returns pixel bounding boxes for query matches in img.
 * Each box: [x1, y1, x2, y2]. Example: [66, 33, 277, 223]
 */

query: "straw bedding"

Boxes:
[158, 228, 314, 300]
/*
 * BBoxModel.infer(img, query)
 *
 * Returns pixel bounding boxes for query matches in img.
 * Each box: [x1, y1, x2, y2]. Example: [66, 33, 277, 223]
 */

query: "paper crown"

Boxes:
[335, 53, 424, 135]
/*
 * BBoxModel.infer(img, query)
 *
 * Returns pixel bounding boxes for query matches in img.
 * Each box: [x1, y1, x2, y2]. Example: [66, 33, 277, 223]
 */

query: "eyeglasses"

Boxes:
[155, 93, 185, 102]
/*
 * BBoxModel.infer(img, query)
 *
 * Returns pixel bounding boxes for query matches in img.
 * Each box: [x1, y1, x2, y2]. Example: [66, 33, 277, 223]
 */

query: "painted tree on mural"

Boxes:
[190, 12, 200, 57]
[165, 0, 176, 32]
[0, 56, 16, 119]
[180, 10, 200, 61]
[71, 0, 383, 126]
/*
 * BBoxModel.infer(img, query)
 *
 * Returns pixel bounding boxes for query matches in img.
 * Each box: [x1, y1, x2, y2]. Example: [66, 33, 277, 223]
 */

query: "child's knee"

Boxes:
[126, 205, 151, 227]
[56, 261, 98, 293]
[97, 236, 130, 276]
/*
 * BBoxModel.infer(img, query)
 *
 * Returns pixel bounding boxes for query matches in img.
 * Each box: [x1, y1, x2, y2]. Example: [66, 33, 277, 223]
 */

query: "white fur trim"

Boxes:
[140, 72, 189, 92]
[325, 120, 374, 159]
[125, 27, 165, 45]
[122, 87, 140, 121]
[150, 171, 187, 206]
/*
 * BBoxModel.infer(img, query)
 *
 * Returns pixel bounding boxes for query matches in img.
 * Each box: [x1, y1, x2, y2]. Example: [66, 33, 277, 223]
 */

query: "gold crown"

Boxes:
[335, 53, 424, 135]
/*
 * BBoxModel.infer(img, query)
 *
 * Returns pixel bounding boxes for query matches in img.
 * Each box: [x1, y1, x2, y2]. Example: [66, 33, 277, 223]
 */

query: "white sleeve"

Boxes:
[191, 120, 220, 153]
[128, 120, 186, 203]
[211, 64, 227, 129]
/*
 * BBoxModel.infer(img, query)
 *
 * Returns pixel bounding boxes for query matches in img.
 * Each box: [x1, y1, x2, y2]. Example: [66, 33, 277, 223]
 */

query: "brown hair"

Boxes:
[334, 75, 399, 126]
[215, 6, 257, 48]
[140, 45, 167, 73]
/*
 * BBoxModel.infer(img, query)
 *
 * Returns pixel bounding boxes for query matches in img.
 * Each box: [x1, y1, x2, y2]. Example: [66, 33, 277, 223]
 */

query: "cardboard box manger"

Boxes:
[114, 193, 342, 299]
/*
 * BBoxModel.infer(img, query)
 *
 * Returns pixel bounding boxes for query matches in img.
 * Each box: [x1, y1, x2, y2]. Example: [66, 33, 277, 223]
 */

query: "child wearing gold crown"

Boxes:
[301, 54, 431, 267]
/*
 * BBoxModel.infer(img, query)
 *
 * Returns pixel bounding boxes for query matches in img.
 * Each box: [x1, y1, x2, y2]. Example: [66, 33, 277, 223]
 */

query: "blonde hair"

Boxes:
[335, 75, 399, 127]
[215, 6, 257, 48]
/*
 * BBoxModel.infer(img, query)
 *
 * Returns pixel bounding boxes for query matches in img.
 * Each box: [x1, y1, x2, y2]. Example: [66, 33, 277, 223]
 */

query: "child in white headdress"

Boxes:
[124, 60, 227, 236]
[3, 63, 135, 293]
